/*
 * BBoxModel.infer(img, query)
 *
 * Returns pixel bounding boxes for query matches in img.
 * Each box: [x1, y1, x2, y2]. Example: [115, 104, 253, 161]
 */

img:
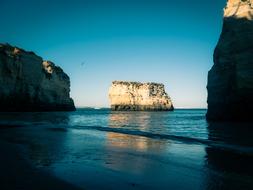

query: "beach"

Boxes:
[0, 109, 252, 190]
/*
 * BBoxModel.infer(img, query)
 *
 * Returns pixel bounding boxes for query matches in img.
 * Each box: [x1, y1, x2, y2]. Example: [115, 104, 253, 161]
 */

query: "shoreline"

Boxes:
[0, 115, 253, 190]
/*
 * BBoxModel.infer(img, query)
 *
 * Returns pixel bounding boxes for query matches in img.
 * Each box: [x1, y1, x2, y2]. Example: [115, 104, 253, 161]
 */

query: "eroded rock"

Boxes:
[207, 0, 253, 121]
[0, 43, 75, 111]
[109, 81, 174, 111]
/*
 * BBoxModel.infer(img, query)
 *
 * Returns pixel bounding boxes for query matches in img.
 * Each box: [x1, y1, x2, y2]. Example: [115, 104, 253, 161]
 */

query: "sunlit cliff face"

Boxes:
[108, 81, 173, 111]
[224, 0, 253, 19]
[43, 61, 54, 74]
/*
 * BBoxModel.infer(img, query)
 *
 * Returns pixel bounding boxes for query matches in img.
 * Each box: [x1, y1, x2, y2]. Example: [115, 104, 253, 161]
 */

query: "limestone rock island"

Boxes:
[207, 0, 253, 121]
[109, 81, 174, 111]
[0, 43, 75, 111]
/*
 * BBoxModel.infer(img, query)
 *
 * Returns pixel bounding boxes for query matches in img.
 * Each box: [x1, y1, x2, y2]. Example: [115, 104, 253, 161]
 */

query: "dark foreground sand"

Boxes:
[0, 124, 253, 190]
[0, 139, 81, 190]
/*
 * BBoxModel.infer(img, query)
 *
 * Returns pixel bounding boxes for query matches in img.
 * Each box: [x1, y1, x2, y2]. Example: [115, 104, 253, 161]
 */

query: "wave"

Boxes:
[1, 122, 252, 155]
[71, 125, 253, 155]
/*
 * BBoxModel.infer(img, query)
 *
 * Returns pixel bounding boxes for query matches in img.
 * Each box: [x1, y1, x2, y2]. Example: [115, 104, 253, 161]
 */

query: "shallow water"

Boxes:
[0, 109, 252, 189]
[71, 109, 209, 140]
[0, 109, 208, 139]
[0, 109, 252, 146]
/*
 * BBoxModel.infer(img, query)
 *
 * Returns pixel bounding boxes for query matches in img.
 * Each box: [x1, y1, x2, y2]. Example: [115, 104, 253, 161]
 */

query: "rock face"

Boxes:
[109, 81, 174, 111]
[207, 0, 253, 121]
[0, 43, 75, 111]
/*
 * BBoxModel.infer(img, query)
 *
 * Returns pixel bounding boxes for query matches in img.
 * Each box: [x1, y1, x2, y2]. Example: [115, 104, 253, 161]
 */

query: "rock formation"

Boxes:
[0, 43, 75, 111]
[207, 0, 253, 121]
[109, 81, 174, 111]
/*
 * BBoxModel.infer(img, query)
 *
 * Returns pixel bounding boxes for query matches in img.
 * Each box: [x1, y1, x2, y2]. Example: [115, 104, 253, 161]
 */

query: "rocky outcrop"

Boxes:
[0, 43, 75, 111]
[109, 81, 174, 111]
[207, 0, 253, 121]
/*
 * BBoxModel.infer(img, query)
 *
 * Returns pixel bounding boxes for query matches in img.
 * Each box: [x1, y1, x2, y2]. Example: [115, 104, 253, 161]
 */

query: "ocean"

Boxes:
[0, 108, 208, 138]
[0, 109, 252, 189]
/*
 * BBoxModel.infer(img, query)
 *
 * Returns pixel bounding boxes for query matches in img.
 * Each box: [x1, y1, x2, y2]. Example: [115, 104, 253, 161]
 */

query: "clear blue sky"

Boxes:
[1, 0, 226, 108]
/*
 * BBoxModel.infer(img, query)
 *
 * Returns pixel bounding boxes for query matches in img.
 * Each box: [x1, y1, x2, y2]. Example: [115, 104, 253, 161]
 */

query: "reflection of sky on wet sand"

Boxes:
[107, 133, 165, 152]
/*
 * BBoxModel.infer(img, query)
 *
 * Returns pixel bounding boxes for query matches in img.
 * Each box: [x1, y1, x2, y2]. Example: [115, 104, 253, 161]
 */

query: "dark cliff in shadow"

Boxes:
[207, 0, 253, 121]
[0, 43, 75, 112]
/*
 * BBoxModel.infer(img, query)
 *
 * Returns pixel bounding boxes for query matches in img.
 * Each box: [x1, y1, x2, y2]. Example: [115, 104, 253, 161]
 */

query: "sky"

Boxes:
[1, 0, 226, 108]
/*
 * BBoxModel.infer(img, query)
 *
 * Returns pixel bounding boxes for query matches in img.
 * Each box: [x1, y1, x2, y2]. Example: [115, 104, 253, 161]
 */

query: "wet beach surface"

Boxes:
[0, 109, 252, 190]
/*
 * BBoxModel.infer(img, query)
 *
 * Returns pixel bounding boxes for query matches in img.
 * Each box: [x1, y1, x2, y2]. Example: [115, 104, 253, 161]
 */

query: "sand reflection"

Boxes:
[107, 112, 168, 151]
[105, 112, 169, 173]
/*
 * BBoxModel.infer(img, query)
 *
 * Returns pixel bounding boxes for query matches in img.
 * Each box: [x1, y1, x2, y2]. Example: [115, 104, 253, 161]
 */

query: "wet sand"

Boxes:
[0, 139, 81, 190]
[0, 124, 253, 190]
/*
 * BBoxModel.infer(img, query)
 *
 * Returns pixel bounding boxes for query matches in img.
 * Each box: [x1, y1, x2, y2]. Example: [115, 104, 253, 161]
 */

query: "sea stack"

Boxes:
[0, 43, 75, 111]
[207, 0, 253, 121]
[109, 81, 174, 111]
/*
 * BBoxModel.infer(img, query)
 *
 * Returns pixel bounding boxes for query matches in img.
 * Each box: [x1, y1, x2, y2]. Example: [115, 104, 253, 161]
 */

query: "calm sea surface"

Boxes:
[0, 109, 208, 139]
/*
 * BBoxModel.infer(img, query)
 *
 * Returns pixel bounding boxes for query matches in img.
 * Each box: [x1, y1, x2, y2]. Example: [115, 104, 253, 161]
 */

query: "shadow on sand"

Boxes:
[204, 122, 253, 190]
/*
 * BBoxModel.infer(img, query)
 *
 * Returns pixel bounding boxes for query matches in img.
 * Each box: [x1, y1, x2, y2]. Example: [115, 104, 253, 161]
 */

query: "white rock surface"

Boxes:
[109, 81, 173, 111]
[224, 0, 253, 19]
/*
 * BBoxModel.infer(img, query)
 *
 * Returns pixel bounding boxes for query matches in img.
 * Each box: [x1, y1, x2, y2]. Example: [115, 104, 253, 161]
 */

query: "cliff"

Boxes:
[207, 0, 253, 121]
[109, 81, 174, 111]
[0, 43, 75, 111]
